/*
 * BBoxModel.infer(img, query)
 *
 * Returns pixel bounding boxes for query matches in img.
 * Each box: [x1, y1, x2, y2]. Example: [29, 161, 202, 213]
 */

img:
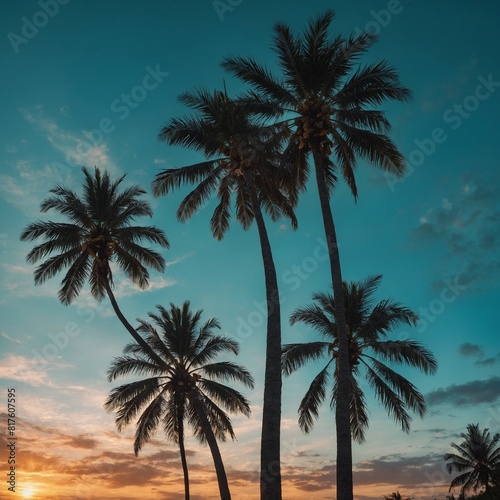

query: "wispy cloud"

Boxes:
[22, 106, 118, 174]
[0, 354, 67, 387]
[1, 331, 22, 343]
[410, 168, 500, 293]
[113, 275, 177, 299]
[457, 341, 500, 367]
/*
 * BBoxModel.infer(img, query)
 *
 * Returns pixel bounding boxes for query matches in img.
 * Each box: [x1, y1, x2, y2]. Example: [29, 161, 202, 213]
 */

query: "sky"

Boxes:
[0, 1, 499, 499]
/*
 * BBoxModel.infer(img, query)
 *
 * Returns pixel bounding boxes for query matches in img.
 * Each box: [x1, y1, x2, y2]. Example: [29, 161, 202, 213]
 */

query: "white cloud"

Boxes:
[1, 331, 22, 343]
[0, 354, 67, 387]
[22, 107, 119, 174]
[113, 275, 177, 299]
[164, 252, 194, 267]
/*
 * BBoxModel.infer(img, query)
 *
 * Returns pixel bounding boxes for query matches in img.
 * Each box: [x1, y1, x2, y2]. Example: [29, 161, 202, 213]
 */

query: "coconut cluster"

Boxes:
[221, 146, 246, 175]
[295, 101, 334, 155]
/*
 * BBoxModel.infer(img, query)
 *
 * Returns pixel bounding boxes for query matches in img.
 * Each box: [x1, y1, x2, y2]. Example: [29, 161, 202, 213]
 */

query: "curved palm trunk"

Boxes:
[178, 408, 190, 500]
[243, 170, 282, 500]
[311, 146, 353, 500]
[190, 392, 231, 500]
[104, 280, 169, 369]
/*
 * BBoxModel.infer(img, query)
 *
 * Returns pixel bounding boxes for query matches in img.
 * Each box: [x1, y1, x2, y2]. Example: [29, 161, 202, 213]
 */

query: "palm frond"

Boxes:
[222, 56, 294, 106]
[198, 379, 251, 416]
[281, 342, 330, 376]
[107, 356, 163, 382]
[289, 303, 333, 338]
[58, 252, 92, 304]
[298, 364, 331, 433]
[364, 357, 427, 418]
[210, 175, 232, 240]
[133, 390, 167, 455]
[364, 361, 411, 432]
[152, 160, 221, 197]
[198, 362, 255, 389]
[367, 340, 437, 375]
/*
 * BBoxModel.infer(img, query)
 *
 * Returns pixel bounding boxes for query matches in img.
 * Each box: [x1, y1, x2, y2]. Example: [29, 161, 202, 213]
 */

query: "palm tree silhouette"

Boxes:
[445, 423, 500, 497]
[20, 167, 169, 359]
[383, 492, 414, 500]
[223, 11, 410, 499]
[282, 276, 436, 446]
[105, 301, 254, 500]
[152, 88, 296, 498]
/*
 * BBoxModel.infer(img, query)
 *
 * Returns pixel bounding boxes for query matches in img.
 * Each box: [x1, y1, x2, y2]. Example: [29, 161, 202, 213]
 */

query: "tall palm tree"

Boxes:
[152, 88, 296, 500]
[445, 423, 500, 497]
[20, 167, 169, 361]
[282, 276, 436, 452]
[105, 301, 255, 500]
[223, 11, 411, 499]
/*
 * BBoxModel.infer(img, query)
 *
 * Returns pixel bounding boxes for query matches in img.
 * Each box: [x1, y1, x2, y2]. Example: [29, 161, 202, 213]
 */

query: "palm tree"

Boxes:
[105, 301, 254, 500]
[383, 492, 414, 500]
[222, 11, 411, 499]
[282, 275, 436, 452]
[152, 88, 296, 499]
[445, 423, 500, 497]
[20, 167, 169, 361]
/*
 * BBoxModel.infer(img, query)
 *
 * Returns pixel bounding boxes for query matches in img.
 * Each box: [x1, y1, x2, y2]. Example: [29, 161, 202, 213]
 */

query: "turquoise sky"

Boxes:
[1, 1, 499, 499]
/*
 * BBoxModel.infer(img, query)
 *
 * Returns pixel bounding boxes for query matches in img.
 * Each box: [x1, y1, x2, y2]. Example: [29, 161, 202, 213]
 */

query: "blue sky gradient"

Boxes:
[1, 1, 499, 499]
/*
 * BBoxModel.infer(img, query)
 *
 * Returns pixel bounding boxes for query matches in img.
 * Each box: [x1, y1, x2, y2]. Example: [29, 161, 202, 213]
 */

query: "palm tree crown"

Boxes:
[222, 9, 411, 202]
[152, 87, 296, 238]
[282, 275, 437, 443]
[444, 423, 500, 496]
[105, 301, 254, 499]
[20, 166, 169, 304]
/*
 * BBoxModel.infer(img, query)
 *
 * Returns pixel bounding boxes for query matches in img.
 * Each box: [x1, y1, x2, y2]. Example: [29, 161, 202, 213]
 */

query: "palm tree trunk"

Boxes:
[311, 145, 353, 500]
[178, 409, 190, 500]
[190, 392, 231, 500]
[104, 280, 169, 369]
[243, 170, 282, 500]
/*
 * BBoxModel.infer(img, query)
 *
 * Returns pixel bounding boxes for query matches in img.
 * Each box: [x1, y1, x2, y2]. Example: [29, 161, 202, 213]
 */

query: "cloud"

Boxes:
[0, 261, 59, 300]
[475, 354, 500, 367]
[113, 275, 177, 298]
[0, 410, 216, 499]
[410, 168, 500, 293]
[1, 331, 22, 343]
[0, 160, 63, 215]
[457, 342, 484, 357]
[164, 252, 195, 267]
[23, 107, 118, 174]
[0, 354, 57, 386]
[456, 342, 500, 367]
[426, 376, 500, 406]
[354, 453, 447, 489]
